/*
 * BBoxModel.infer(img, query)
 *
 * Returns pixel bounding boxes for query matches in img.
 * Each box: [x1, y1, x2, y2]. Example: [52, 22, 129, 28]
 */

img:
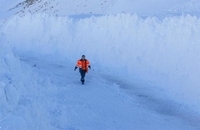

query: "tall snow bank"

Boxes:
[0, 35, 52, 129]
[1, 13, 200, 110]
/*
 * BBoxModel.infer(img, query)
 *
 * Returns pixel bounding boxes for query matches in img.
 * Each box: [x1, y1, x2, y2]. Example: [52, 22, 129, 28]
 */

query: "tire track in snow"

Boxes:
[101, 74, 200, 129]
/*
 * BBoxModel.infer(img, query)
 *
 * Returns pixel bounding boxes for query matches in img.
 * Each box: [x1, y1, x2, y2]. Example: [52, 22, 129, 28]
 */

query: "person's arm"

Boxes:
[74, 60, 80, 71]
[74, 66, 78, 71]
[87, 60, 91, 69]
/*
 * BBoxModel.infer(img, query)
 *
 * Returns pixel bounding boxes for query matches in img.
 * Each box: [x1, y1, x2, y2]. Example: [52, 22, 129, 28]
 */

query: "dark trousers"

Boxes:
[79, 68, 86, 82]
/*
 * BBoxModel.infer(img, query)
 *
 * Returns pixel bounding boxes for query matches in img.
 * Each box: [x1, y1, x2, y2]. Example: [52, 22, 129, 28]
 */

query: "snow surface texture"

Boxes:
[0, 0, 200, 130]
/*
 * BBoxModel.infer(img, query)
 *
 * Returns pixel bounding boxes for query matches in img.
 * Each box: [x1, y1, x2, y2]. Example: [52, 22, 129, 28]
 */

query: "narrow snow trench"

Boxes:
[20, 56, 200, 130]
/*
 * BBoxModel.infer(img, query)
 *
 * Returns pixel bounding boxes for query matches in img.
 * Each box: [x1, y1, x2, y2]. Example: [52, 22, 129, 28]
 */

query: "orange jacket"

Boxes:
[76, 59, 90, 72]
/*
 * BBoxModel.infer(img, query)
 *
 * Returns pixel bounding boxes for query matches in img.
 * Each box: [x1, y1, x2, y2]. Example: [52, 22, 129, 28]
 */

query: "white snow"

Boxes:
[0, 0, 200, 130]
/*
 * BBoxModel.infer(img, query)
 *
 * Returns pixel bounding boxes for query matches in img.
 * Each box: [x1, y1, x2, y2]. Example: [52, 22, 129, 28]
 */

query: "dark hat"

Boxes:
[82, 55, 85, 57]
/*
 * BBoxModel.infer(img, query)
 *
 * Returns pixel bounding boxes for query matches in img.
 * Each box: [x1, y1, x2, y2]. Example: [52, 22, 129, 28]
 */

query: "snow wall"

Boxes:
[0, 43, 53, 129]
[1, 13, 200, 110]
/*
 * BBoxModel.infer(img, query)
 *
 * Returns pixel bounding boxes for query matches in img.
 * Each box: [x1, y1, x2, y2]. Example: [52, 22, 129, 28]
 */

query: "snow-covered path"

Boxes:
[1, 0, 200, 129]
[15, 55, 199, 130]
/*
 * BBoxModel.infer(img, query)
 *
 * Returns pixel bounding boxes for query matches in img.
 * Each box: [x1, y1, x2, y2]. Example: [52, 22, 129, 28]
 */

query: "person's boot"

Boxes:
[81, 78, 85, 85]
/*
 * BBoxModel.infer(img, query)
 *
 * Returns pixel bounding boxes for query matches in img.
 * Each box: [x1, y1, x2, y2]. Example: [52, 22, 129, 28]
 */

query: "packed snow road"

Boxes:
[16, 56, 200, 130]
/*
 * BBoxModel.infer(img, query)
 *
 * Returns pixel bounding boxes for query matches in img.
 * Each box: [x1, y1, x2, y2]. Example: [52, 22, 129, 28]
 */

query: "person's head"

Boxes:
[81, 55, 85, 59]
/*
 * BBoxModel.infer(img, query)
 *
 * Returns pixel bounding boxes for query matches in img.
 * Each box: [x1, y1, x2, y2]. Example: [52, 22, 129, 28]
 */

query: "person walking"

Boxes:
[74, 55, 91, 84]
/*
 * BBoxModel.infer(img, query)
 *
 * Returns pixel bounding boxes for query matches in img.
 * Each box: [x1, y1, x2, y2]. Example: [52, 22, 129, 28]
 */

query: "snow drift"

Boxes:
[0, 44, 52, 129]
[1, 13, 200, 110]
